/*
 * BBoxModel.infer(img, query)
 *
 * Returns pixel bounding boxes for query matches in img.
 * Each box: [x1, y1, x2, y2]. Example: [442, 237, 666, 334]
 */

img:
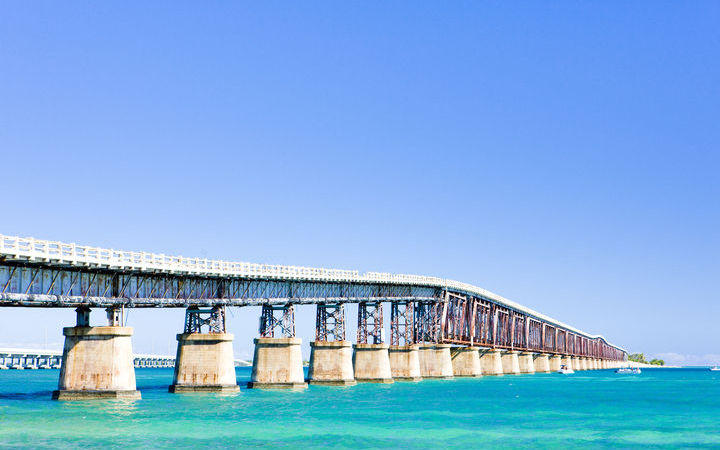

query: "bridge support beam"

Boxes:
[388, 345, 422, 381]
[479, 349, 503, 375]
[518, 352, 535, 374]
[501, 350, 521, 374]
[574, 356, 584, 370]
[53, 307, 140, 400]
[353, 343, 393, 383]
[308, 303, 355, 385]
[353, 302, 393, 383]
[249, 304, 307, 389]
[450, 347, 482, 377]
[308, 341, 355, 385]
[170, 306, 238, 393]
[418, 344, 454, 379]
[534, 353, 551, 373]
[249, 338, 306, 388]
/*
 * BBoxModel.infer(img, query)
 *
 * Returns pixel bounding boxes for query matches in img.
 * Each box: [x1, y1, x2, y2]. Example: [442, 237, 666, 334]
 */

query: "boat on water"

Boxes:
[616, 368, 642, 374]
[710, 366, 720, 371]
[558, 364, 574, 374]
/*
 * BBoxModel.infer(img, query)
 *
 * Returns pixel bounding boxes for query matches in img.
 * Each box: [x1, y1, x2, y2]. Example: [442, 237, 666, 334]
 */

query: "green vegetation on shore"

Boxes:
[629, 353, 664, 366]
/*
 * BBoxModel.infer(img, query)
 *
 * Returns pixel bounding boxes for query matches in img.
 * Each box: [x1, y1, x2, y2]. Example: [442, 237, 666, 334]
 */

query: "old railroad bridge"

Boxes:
[0, 234, 628, 399]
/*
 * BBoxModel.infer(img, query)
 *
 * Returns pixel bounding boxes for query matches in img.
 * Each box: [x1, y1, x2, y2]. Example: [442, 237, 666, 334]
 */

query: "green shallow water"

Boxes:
[1, 367, 719, 448]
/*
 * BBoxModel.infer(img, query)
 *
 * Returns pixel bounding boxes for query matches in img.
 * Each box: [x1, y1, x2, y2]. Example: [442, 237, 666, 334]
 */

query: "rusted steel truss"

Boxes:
[184, 305, 226, 333]
[432, 290, 623, 360]
[259, 304, 295, 338]
[357, 301, 383, 344]
[315, 303, 345, 342]
[0, 262, 625, 360]
[0, 263, 436, 308]
[390, 301, 414, 346]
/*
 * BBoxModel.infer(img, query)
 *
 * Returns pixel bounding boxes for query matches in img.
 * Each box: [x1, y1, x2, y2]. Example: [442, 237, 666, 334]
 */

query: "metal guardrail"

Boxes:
[0, 234, 626, 353]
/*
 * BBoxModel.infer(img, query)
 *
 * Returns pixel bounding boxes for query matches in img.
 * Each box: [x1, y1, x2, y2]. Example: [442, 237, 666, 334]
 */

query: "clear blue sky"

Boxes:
[1, 2, 718, 365]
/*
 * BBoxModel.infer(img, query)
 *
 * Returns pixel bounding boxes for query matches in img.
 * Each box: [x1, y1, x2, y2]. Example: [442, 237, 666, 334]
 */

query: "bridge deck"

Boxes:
[0, 234, 625, 355]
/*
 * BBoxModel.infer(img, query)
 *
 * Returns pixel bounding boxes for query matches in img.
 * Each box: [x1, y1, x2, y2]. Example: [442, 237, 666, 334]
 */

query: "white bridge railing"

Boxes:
[0, 234, 625, 352]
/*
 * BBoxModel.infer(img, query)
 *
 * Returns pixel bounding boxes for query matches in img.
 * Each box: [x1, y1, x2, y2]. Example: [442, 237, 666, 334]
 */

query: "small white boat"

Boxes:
[710, 366, 720, 372]
[39, 364, 52, 369]
[616, 368, 641, 374]
[10, 364, 24, 370]
[558, 364, 574, 374]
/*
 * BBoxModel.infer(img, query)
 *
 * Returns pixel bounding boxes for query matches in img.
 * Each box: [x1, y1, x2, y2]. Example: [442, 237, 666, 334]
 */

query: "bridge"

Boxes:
[0, 234, 628, 399]
[0, 348, 175, 370]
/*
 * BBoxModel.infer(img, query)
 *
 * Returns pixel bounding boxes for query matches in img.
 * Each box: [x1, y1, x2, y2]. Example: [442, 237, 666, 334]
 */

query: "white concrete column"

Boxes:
[518, 352, 535, 374]
[479, 349, 503, 375]
[308, 341, 356, 386]
[249, 337, 307, 389]
[501, 350, 521, 374]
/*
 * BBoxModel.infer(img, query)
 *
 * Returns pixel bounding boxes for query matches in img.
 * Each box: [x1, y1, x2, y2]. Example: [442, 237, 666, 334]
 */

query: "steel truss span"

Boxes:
[0, 234, 626, 359]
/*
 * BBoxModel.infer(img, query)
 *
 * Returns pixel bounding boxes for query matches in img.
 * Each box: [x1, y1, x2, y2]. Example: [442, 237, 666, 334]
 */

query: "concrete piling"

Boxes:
[248, 337, 307, 389]
[534, 353, 552, 373]
[169, 333, 239, 393]
[479, 349, 503, 375]
[53, 326, 140, 400]
[501, 350, 521, 374]
[417, 344, 454, 379]
[388, 345, 422, 381]
[450, 347, 482, 377]
[307, 341, 356, 385]
[518, 352, 536, 374]
[549, 354, 562, 372]
[353, 343, 393, 383]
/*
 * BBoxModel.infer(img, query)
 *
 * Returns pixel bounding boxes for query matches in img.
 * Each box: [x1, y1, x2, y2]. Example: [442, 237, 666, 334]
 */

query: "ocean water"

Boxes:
[1, 367, 719, 448]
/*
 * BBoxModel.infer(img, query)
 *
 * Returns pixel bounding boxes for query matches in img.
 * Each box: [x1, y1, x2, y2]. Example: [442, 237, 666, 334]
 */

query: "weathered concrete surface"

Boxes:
[479, 349, 503, 375]
[418, 344, 454, 379]
[307, 341, 356, 386]
[53, 326, 140, 400]
[501, 350, 521, 374]
[549, 354, 562, 372]
[534, 353, 551, 373]
[563, 356, 575, 370]
[573, 357, 583, 371]
[353, 343, 393, 383]
[169, 333, 239, 393]
[248, 337, 307, 389]
[518, 352, 535, 374]
[388, 345, 422, 381]
[450, 347, 482, 377]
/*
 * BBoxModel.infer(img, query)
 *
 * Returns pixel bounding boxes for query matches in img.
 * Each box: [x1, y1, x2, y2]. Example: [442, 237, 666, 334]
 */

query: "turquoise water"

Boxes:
[1, 368, 719, 448]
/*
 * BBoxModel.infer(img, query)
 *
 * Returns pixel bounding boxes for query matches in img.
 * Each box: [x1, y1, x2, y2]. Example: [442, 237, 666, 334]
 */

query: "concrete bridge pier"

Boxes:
[170, 306, 239, 393]
[307, 303, 355, 385]
[388, 345, 422, 381]
[450, 347, 482, 377]
[388, 302, 421, 381]
[518, 352, 536, 374]
[573, 356, 583, 370]
[53, 306, 140, 400]
[501, 350, 521, 374]
[534, 353, 551, 373]
[549, 354, 562, 372]
[418, 344, 454, 379]
[353, 343, 393, 383]
[353, 302, 393, 383]
[479, 349, 503, 375]
[249, 304, 307, 389]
